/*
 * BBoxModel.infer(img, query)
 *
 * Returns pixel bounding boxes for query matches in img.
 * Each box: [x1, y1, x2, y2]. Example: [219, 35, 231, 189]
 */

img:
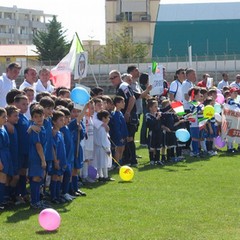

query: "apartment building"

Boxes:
[105, 0, 159, 57]
[0, 5, 53, 45]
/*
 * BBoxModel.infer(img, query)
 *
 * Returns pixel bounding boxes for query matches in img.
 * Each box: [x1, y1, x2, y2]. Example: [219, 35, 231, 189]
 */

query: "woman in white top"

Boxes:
[35, 68, 55, 94]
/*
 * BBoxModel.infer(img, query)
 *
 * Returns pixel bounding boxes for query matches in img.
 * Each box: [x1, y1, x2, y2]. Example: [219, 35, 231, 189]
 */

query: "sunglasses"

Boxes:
[109, 75, 118, 80]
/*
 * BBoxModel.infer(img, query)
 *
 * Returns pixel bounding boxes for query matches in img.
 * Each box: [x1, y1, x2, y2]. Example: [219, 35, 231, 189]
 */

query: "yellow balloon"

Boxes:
[203, 105, 215, 119]
[119, 166, 134, 181]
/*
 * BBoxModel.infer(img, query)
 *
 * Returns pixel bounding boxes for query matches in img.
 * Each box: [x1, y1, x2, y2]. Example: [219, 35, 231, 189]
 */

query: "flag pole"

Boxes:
[88, 63, 99, 87]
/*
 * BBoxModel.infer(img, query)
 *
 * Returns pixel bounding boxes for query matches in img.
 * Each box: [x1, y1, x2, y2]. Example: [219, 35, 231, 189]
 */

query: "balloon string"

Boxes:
[103, 146, 121, 167]
[110, 155, 121, 167]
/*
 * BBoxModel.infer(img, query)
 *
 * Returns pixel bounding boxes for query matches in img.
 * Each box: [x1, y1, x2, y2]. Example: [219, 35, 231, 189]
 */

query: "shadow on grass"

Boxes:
[6, 207, 39, 223]
[5, 204, 70, 223]
[81, 175, 120, 189]
[118, 180, 134, 184]
[137, 157, 211, 172]
[136, 145, 148, 150]
[138, 162, 179, 172]
[36, 230, 59, 235]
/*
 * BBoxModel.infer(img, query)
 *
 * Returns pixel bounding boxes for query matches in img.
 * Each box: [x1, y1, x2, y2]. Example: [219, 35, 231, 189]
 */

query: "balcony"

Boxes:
[18, 34, 30, 40]
[0, 18, 16, 25]
[116, 13, 151, 22]
[18, 20, 30, 27]
[32, 21, 46, 29]
[0, 32, 12, 38]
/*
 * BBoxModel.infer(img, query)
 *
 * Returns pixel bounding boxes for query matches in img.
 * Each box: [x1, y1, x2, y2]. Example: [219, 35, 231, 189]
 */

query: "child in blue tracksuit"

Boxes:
[28, 105, 48, 209]
[109, 96, 128, 167]
[69, 102, 87, 196]
[57, 106, 74, 202]
[188, 87, 204, 157]
[58, 105, 86, 200]
[39, 96, 55, 175]
[14, 94, 30, 200]
[202, 97, 218, 156]
[4, 105, 19, 203]
[50, 110, 67, 204]
[0, 108, 11, 210]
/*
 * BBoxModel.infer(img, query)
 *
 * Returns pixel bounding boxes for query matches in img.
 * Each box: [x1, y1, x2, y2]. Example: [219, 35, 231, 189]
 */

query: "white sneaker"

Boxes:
[213, 151, 218, 155]
[208, 150, 217, 156]
[62, 193, 73, 202]
[150, 161, 155, 165]
[15, 196, 26, 205]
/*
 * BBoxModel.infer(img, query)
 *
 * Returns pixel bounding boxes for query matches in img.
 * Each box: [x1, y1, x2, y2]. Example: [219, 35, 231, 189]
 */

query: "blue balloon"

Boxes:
[71, 87, 90, 105]
[175, 129, 190, 142]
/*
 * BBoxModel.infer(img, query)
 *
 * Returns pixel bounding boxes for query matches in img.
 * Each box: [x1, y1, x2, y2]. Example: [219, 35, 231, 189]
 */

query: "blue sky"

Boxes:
[1, 0, 106, 43]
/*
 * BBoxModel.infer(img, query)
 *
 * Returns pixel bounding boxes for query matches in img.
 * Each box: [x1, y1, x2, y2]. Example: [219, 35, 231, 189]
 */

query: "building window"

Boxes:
[8, 27, 13, 34]
[124, 12, 132, 21]
[20, 27, 27, 34]
[4, 13, 12, 19]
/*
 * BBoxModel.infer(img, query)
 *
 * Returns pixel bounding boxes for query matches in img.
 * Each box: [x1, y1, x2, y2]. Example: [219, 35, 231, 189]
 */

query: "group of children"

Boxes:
[0, 81, 239, 210]
[144, 85, 240, 165]
[0, 87, 129, 211]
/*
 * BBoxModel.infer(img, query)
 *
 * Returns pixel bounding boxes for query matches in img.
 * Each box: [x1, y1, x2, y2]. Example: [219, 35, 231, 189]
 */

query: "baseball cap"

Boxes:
[229, 87, 239, 93]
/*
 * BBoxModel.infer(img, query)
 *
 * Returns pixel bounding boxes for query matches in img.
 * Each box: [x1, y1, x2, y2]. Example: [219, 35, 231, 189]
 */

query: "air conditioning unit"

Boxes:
[140, 15, 147, 21]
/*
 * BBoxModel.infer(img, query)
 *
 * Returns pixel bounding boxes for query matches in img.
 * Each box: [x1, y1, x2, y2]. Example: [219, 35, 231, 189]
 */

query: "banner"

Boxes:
[74, 52, 88, 79]
[148, 64, 164, 96]
[221, 104, 240, 143]
[50, 33, 84, 88]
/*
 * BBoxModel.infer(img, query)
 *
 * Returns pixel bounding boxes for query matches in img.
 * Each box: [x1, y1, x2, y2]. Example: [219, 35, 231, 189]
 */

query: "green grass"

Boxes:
[1, 132, 240, 239]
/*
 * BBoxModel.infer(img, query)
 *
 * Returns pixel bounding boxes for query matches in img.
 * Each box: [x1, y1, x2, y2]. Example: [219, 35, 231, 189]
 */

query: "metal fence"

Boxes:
[1, 54, 240, 82]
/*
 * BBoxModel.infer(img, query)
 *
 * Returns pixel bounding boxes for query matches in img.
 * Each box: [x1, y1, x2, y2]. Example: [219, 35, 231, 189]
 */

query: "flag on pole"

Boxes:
[171, 101, 185, 116]
[152, 61, 157, 74]
[50, 33, 84, 88]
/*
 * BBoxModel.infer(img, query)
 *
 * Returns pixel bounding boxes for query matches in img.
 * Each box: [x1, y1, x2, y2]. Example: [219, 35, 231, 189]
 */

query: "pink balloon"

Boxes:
[216, 93, 225, 104]
[214, 136, 226, 148]
[39, 208, 61, 231]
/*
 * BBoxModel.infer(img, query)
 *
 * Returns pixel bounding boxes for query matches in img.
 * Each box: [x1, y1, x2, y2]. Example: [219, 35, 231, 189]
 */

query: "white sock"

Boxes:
[103, 168, 108, 178]
[82, 161, 88, 179]
[200, 141, 207, 152]
[97, 168, 103, 178]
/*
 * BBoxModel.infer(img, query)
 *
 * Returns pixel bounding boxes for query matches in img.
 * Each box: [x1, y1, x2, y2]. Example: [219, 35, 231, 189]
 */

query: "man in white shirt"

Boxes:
[182, 68, 196, 112]
[217, 73, 229, 90]
[0, 62, 21, 107]
[169, 68, 186, 102]
[35, 68, 55, 94]
[19, 67, 37, 91]
[230, 74, 240, 89]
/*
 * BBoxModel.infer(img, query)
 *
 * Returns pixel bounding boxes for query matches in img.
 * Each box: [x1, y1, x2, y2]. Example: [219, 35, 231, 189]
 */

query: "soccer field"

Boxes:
[0, 130, 239, 240]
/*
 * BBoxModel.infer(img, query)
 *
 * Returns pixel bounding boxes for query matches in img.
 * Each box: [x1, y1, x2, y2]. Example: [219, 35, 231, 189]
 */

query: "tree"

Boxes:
[33, 16, 70, 64]
[101, 23, 149, 63]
